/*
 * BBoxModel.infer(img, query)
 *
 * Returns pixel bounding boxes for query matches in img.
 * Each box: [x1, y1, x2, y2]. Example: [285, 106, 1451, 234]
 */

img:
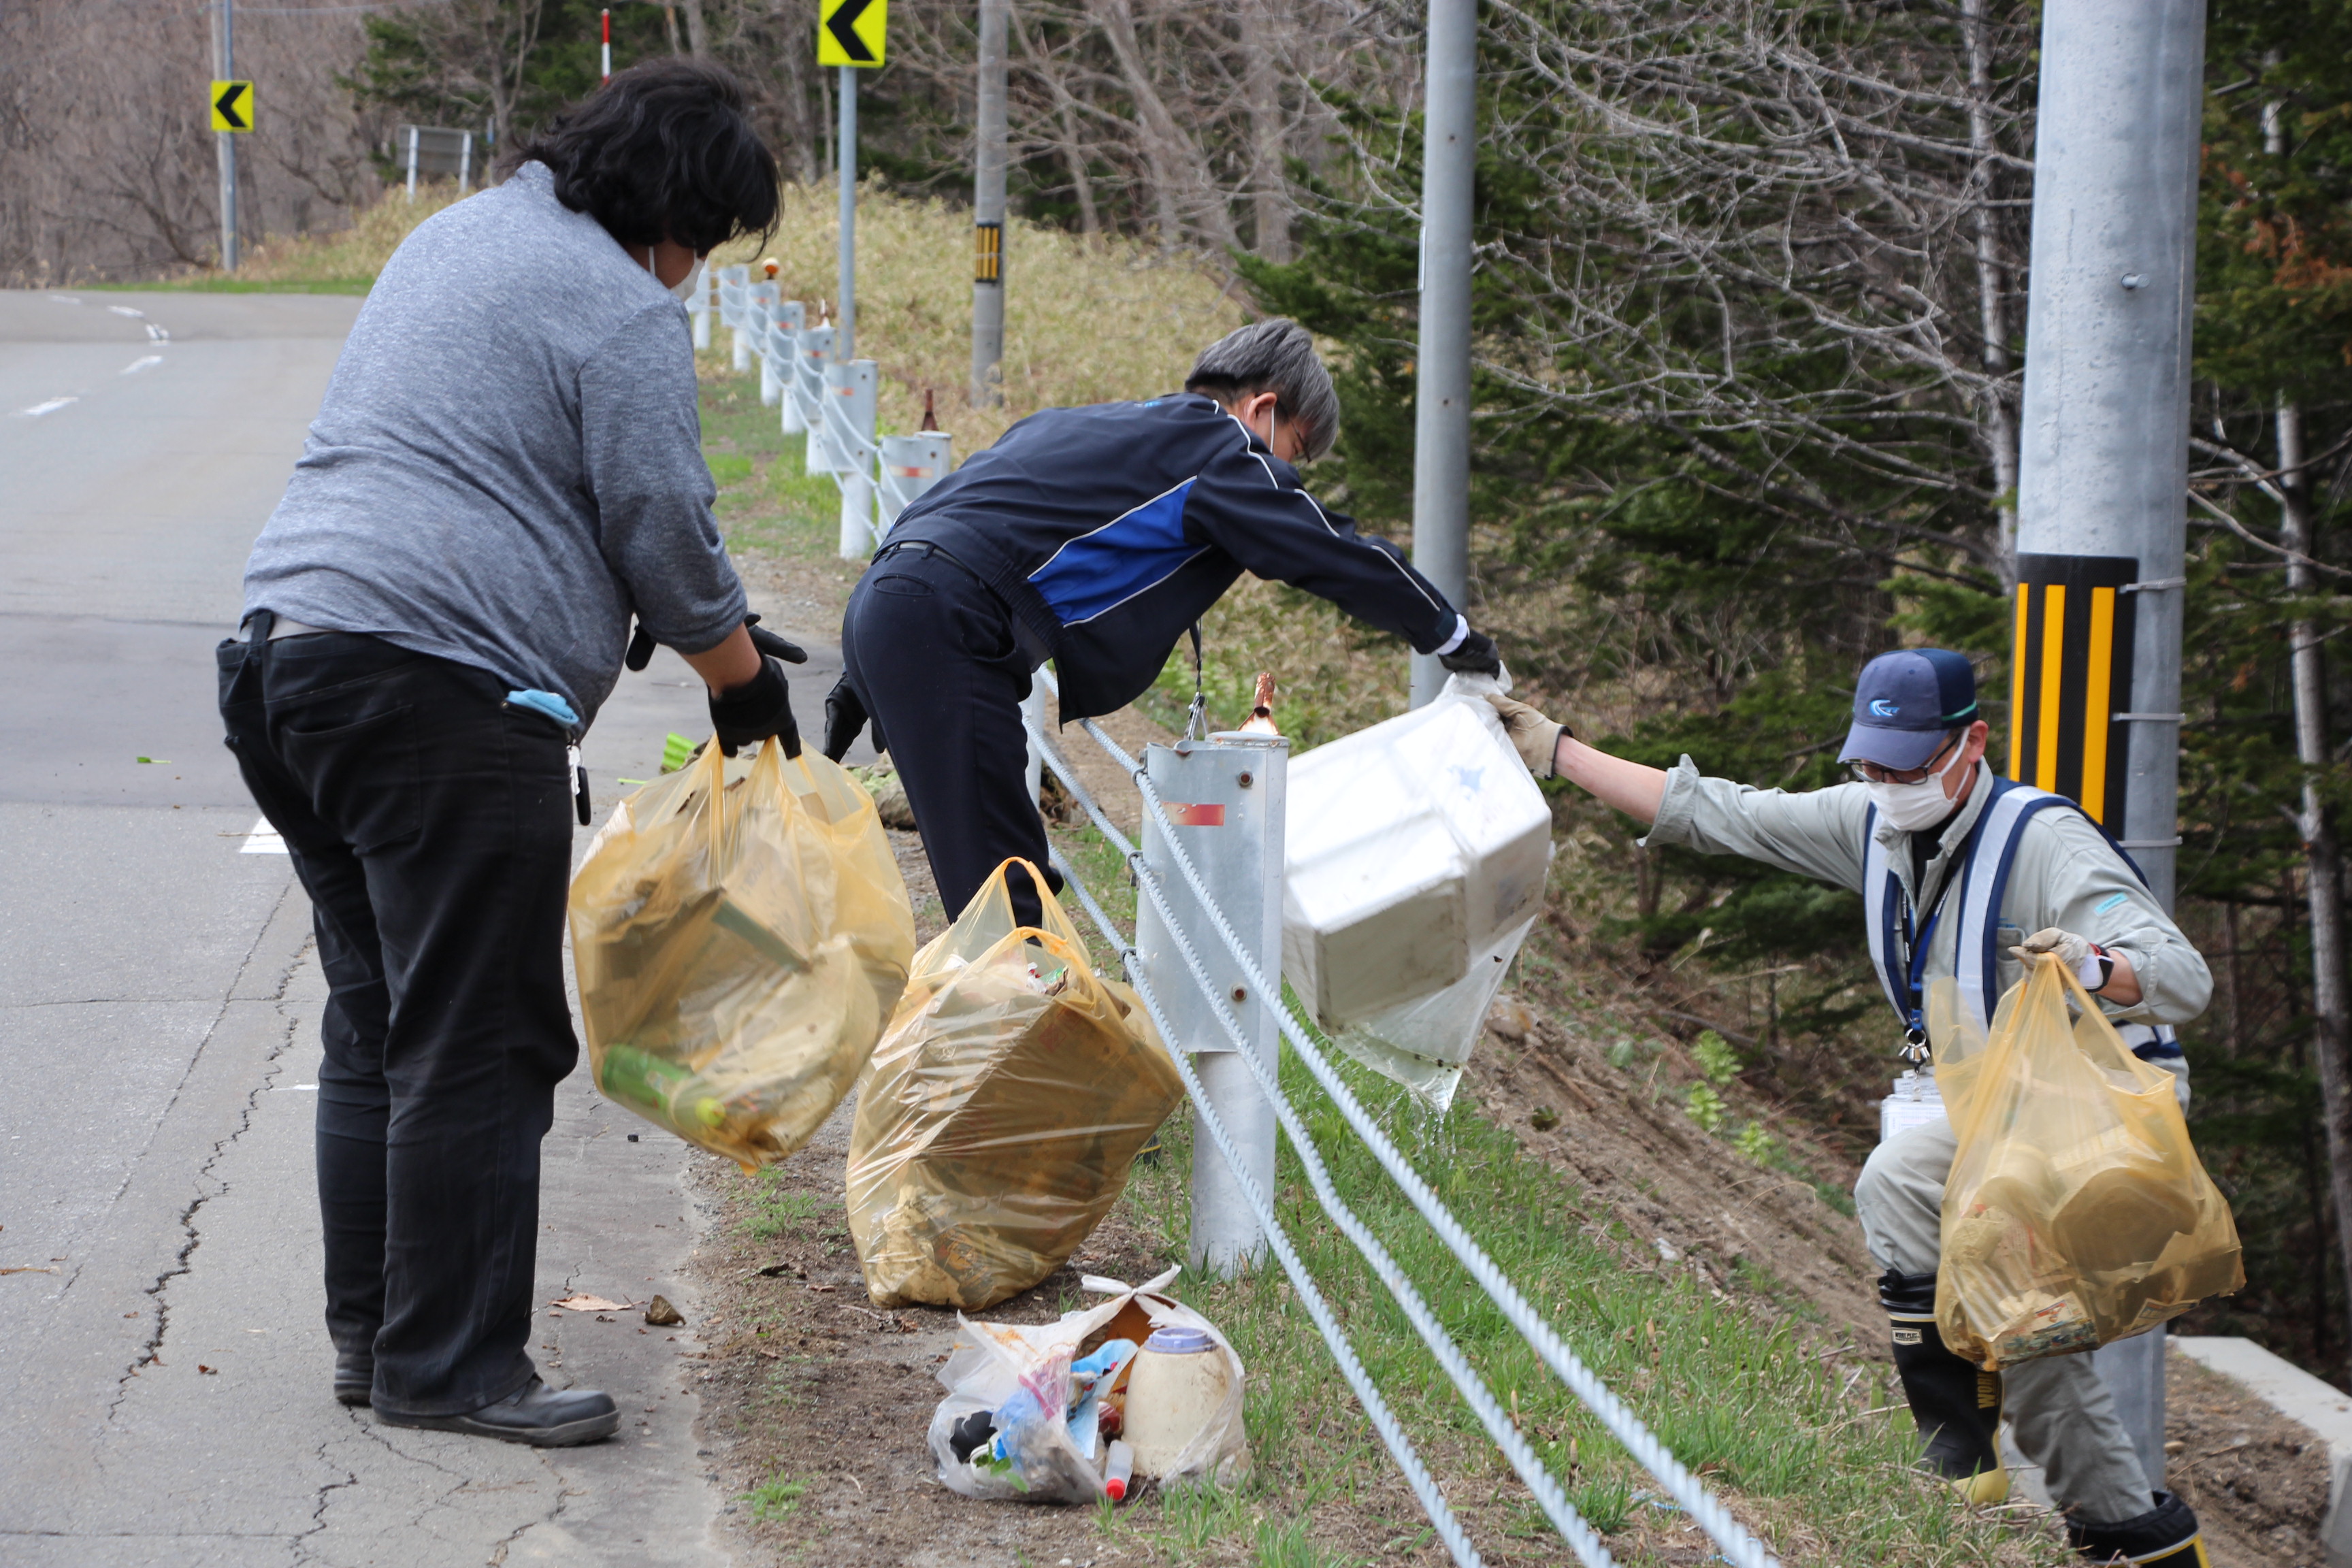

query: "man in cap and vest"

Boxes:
[1482, 649, 2213, 1566]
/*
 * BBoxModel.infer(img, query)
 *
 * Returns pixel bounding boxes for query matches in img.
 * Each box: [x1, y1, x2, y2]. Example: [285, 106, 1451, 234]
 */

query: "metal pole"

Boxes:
[406, 127, 419, 201]
[214, 0, 238, 272]
[458, 130, 472, 195]
[970, 0, 1009, 406]
[1136, 732, 1287, 1275]
[1407, 0, 1475, 709]
[2010, 0, 2208, 1492]
[836, 65, 858, 366]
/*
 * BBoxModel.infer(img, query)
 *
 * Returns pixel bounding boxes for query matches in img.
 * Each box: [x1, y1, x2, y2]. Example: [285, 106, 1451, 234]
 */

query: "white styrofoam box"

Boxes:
[1282, 692, 1553, 1026]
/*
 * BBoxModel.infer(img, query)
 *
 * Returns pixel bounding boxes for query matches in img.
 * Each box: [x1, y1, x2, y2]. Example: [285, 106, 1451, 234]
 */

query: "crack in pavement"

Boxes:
[102, 898, 307, 1422]
[289, 1435, 361, 1566]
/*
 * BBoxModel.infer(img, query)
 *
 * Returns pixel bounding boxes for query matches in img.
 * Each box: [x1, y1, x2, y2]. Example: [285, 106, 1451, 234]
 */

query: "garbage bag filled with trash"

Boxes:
[569, 737, 915, 1173]
[1936, 955, 2241, 1369]
[847, 858, 1181, 1311]
[1284, 670, 1552, 1108]
[929, 1267, 1248, 1503]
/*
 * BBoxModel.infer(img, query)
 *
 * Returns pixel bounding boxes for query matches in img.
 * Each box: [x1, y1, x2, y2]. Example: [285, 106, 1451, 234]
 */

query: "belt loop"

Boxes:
[246, 610, 276, 648]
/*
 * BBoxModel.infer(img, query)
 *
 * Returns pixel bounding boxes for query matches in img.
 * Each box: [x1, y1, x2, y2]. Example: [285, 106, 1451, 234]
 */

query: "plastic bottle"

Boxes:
[1102, 1439, 1134, 1501]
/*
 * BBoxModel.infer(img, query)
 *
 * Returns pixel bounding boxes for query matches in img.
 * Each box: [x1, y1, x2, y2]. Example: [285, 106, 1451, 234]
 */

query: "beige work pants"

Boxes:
[1854, 1068, 2186, 1527]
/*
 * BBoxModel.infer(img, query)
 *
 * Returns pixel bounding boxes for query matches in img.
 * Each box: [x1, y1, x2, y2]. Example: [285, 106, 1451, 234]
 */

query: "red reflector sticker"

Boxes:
[1166, 802, 1226, 827]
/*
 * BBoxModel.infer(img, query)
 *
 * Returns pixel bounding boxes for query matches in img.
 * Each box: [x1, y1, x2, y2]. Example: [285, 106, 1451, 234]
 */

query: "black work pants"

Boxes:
[840, 546, 1053, 926]
[217, 627, 578, 1416]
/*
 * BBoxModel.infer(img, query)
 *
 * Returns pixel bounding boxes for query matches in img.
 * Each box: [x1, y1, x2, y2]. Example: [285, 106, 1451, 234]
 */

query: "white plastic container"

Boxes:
[1122, 1326, 1232, 1476]
[1282, 681, 1554, 1026]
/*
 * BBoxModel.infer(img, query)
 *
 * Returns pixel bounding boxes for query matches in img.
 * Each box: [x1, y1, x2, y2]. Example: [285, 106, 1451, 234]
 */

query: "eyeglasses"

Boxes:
[1849, 732, 1963, 787]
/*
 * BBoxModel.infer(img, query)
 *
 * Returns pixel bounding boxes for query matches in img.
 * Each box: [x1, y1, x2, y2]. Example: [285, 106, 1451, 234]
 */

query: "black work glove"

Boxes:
[1438, 627, 1502, 676]
[742, 612, 810, 668]
[629, 613, 807, 672]
[708, 656, 800, 758]
[822, 673, 872, 762]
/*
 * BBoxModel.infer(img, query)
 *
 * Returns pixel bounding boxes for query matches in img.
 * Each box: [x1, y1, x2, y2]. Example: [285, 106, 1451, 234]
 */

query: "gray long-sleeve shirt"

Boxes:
[1644, 757, 2212, 1030]
[241, 161, 745, 726]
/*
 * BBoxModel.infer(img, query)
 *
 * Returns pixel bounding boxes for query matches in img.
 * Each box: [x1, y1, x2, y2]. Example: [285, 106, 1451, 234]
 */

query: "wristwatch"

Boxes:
[2089, 944, 2116, 994]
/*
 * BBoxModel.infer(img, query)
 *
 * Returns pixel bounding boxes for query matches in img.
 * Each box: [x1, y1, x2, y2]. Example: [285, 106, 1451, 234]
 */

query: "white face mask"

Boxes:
[646, 250, 702, 304]
[1865, 742, 1970, 833]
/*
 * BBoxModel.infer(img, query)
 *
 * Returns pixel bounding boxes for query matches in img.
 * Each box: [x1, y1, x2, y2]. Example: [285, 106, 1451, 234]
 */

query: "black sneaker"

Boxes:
[333, 1349, 372, 1408]
[2068, 1491, 2209, 1565]
[375, 1376, 620, 1448]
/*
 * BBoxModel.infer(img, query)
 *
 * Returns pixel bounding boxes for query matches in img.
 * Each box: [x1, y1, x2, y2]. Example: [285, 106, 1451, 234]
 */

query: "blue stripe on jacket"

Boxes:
[1026, 479, 1203, 625]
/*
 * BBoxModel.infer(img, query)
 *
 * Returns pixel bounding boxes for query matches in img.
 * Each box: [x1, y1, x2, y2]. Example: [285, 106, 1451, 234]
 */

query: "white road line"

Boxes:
[48, 293, 82, 305]
[16, 397, 79, 418]
[120, 356, 163, 375]
[105, 305, 145, 319]
[144, 323, 170, 342]
[240, 817, 289, 855]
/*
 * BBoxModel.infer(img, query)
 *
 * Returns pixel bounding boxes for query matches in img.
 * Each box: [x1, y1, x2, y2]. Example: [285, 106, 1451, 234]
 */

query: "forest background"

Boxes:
[7, 0, 2351, 1390]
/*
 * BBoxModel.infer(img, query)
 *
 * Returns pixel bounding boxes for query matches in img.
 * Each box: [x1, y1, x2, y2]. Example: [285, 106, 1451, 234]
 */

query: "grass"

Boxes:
[742, 1175, 824, 1241]
[741, 1471, 808, 1522]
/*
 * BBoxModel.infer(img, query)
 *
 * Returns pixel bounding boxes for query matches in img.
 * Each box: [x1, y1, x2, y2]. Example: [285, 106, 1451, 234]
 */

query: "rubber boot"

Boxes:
[2068, 1491, 2209, 1565]
[1880, 1268, 2008, 1503]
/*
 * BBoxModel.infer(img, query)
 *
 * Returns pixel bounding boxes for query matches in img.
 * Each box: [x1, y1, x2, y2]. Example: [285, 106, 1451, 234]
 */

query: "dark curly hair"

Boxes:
[506, 57, 778, 254]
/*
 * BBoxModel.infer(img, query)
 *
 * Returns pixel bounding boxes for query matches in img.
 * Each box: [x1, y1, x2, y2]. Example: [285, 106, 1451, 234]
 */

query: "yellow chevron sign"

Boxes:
[210, 80, 254, 133]
[817, 0, 885, 67]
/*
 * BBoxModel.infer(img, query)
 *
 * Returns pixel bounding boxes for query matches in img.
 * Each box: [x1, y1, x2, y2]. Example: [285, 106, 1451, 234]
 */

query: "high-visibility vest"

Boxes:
[1862, 776, 2181, 1060]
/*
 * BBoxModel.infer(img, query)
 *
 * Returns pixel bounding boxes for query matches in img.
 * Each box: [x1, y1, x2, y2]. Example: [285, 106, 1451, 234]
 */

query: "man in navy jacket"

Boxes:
[822, 318, 1500, 924]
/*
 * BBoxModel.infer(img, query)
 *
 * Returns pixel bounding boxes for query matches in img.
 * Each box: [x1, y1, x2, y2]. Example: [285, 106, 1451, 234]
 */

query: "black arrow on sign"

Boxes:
[823, 0, 877, 63]
[214, 82, 250, 130]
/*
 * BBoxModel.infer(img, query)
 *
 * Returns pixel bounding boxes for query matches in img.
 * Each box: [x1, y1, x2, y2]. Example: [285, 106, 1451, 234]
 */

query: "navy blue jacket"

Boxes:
[883, 394, 1462, 721]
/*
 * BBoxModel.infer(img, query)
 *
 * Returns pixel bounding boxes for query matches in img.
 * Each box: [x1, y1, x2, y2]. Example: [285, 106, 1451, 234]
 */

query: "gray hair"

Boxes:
[1183, 317, 1340, 462]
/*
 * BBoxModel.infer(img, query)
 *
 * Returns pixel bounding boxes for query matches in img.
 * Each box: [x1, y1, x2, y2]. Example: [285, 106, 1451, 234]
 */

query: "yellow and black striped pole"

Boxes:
[2006, 553, 2140, 827]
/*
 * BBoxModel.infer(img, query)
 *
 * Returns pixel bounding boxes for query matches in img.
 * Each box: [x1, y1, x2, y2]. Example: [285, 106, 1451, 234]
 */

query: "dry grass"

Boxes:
[706, 178, 1247, 462]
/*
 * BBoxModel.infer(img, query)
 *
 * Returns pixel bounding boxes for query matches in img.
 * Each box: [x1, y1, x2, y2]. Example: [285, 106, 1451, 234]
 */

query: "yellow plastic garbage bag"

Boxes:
[569, 737, 915, 1173]
[847, 859, 1183, 1311]
[1935, 953, 2241, 1370]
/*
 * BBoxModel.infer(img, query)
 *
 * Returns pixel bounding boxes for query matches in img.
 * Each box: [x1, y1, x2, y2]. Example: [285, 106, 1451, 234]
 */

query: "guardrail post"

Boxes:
[689, 261, 713, 351]
[830, 357, 879, 559]
[1136, 731, 1288, 1275]
[769, 301, 806, 434]
[796, 325, 835, 471]
[877, 430, 951, 535]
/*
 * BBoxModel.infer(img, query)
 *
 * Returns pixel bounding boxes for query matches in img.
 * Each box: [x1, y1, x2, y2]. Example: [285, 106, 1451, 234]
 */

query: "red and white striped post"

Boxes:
[600, 10, 612, 82]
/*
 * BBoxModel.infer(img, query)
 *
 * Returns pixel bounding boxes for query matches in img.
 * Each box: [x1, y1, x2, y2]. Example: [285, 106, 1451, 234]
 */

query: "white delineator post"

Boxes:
[1407, 0, 1475, 710]
[2011, 0, 2208, 1494]
[830, 357, 879, 558]
[689, 261, 713, 350]
[1136, 732, 1288, 1275]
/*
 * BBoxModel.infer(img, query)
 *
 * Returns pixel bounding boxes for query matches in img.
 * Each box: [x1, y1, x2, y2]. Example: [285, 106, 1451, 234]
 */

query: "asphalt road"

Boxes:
[0, 289, 840, 1566]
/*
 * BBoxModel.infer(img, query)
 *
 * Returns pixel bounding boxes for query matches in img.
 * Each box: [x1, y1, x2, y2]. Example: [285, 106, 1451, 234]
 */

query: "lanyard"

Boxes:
[1897, 862, 1961, 1053]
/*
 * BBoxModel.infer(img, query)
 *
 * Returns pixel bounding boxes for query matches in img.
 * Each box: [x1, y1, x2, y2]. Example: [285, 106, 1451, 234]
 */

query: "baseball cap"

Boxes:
[1839, 649, 1980, 770]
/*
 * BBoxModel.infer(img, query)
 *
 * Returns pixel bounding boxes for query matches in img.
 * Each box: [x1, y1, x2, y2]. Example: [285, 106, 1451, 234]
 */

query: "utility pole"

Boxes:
[970, 0, 1009, 408]
[1407, 0, 1474, 709]
[213, 0, 238, 272]
[2008, 0, 2208, 1492]
[836, 64, 855, 363]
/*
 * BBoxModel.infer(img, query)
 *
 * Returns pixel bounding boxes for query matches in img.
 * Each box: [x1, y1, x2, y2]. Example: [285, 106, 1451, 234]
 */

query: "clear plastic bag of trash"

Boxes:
[1336, 915, 1537, 1113]
[568, 737, 915, 1173]
[928, 1267, 1248, 1503]
[1284, 668, 1551, 1102]
[847, 858, 1182, 1310]
[1935, 956, 2242, 1369]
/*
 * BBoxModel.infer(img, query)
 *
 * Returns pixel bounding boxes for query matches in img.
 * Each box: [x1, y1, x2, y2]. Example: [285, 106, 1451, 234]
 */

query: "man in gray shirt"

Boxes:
[219, 59, 796, 1447]
[1486, 651, 2213, 1567]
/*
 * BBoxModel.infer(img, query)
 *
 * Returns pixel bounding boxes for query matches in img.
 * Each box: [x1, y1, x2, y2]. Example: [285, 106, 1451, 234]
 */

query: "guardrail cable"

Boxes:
[1045, 840, 1487, 1568]
[1062, 708, 1782, 1568]
[1026, 722, 1620, 1566]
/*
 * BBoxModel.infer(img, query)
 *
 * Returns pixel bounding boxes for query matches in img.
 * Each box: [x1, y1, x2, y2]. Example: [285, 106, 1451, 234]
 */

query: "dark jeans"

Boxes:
[217, 625, 578, 1416]
[840, 546, 1054, 926]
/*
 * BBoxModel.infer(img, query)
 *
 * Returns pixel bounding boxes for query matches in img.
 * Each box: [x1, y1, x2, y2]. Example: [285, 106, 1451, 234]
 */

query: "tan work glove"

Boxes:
[2011, 927, 2108, 991]
[1485, 694, 1567, 779]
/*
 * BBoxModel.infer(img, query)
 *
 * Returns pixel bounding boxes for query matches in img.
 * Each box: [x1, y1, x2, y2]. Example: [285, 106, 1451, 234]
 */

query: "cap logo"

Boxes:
[1869, 698, 1901, 719]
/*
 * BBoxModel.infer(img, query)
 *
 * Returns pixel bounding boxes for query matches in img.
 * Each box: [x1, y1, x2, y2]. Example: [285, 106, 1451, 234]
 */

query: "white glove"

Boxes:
[2011, 927, 2108, 992]
[1485, 694, 1565, 779]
